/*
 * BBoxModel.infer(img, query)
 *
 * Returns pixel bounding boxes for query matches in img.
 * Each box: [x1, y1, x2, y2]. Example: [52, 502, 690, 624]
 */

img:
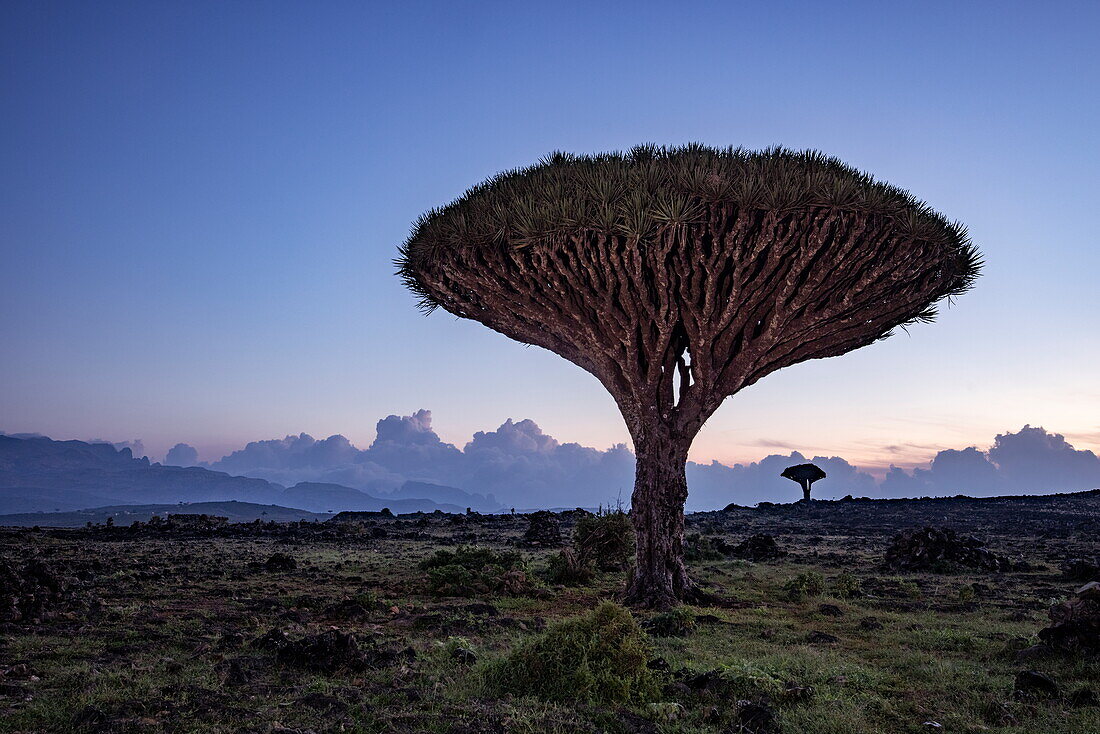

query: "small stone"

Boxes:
[733, 700, 779, 734]
[1013, 670, 1059, 699]
[684, 669, 724, 692]
[264, 553, 297, 572]
[782, 681, 814, 702]
[1076, 581, 1100, 599]
[451, 647, 476, 665]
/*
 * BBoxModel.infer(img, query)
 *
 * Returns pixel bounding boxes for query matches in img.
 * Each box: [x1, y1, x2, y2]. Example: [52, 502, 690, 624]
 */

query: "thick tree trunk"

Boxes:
[622, 426, 697, 609]
[802, 481, 812, 502]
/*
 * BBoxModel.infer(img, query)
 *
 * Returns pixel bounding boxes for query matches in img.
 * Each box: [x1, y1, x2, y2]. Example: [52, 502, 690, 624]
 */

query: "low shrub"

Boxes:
[898, 580, 922, 599]
[718, 660, 786, 699]
[646, 606, 697, 637]
[831, 571, 863, 599]
[546, 548, 596, 586]
[783, 571, 826, 601]
[419, 546, 532, 597]
[482, 602, 658, 704]
[575, 508, 634, 571]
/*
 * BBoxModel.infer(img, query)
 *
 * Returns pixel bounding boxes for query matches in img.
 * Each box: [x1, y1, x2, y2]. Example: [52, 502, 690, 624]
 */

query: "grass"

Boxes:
[1, 510, 1097, 733]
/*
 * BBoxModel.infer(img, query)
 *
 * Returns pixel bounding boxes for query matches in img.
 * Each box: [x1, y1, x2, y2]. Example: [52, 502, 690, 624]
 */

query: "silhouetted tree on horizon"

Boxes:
[397, 144, 980, 608]
[782, 462, 827, 501]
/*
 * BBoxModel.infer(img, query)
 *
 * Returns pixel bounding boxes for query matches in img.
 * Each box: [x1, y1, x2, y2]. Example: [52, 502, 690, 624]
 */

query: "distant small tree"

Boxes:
[398, 145, 980, 608]
[782, 463, 826, 501]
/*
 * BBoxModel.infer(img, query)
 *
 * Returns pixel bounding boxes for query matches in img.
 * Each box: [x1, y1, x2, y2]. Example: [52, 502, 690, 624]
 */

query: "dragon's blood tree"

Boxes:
[397, 145, 980, 608]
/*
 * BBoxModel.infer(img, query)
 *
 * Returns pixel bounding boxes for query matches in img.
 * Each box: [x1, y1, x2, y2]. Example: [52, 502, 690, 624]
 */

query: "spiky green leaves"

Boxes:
[397, 145, 979, 315]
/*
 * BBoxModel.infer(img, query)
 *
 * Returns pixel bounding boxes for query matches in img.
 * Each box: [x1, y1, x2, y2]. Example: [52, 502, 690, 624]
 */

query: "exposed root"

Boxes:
[622, 567, 723, 610]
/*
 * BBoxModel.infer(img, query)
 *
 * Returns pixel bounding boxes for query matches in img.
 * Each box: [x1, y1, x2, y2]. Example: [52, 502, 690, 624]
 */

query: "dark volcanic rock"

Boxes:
[731, 700, 780, 733]
[1013, 670, 1059, 699]
[251, 628, 291, 651]
[731, 534, 785, 562]
[217, 655, 265, 686]
[683, 669, 726, 693]
[884, 527, 1024, 572]
[277, 630, 372, 673]
[1069, 687, 1098, 707]
[464, 602, 499, 616]
[323, 597, 375, 621]
[1061, 558, 1100, 582]
[256, 628, 413, 674]
[520, 511, 562, 547]
[1038, 581, 1100, 654]
[0, 558, 97, 624]
[264, 552, 297, 572]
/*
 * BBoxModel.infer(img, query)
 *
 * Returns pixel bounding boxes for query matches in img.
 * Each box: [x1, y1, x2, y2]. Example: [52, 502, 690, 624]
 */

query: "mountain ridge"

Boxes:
[0, 435, 457, 515]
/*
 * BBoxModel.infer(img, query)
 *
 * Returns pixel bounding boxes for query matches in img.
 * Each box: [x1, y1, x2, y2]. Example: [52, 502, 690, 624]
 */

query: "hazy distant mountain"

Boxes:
[387, 480, 496, 511]
[279, 482, 462, 514]
[0, 501, 326, 527]
[0, 435, 457, 515]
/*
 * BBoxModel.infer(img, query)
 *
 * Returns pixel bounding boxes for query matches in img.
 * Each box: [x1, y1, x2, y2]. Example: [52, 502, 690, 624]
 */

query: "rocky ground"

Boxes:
[0, 492, 1098, 733]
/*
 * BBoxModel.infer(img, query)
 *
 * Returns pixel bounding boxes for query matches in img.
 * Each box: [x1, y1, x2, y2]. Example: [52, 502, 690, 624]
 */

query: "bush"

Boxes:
[898, 580, 922, 599]
[646, 606, 697, 637]
[575, 508, 634, 571]
[547, 548, 596, 586]
[684, 533, 733, 562]
[419, 546, 532, 597]
[718, 660, 786, 699]
[831, 571, 863, 599]
[482, 602, 658, 704]
[783, 571, 826, 601]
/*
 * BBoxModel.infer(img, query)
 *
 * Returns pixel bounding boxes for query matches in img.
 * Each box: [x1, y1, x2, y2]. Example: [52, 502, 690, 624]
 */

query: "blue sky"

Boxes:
[2, 0, 1098, 471]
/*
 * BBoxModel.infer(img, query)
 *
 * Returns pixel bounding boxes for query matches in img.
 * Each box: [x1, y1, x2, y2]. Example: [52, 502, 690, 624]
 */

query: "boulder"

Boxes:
[884, 527, 1025, 572]
[1038, 581, 1100, 654]
[520, 511, 562, 547]
[1062, 558, 1100, 582]
[264, 553, 297, 572]
[731, 534, 785, 562]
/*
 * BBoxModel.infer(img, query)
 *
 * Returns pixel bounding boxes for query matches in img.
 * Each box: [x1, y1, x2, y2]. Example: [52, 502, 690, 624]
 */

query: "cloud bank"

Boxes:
[158, 412, 1100, 511]
[880, 425, 1100, 498]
